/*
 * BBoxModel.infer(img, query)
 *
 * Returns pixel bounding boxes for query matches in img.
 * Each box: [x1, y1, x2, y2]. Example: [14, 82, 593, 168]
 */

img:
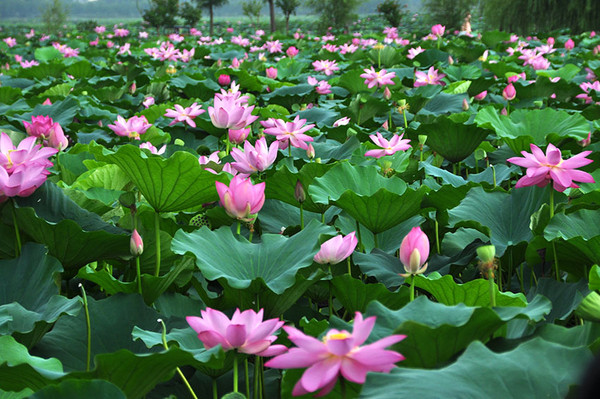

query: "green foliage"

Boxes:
[75, 20, 98, 32]
[377, 0, 407, 27]
[306, 0, 361, 31]
[423, 0, 475, 31]
[276, 0, 301, 34]
[142, 0, 179, 32]
[242, 0, 262, 26]
[179, 1, 202, 27]
[40, 0, 69, 36]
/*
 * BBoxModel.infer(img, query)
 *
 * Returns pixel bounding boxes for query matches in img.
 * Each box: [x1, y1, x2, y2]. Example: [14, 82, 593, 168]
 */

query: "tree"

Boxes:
[423, 0, 475, 32]
[199, 0, 229, 36]
[266, 0, 276, 33]
[276, 0, 300, 35]
[243, 0, 262, 26]
[180, 0, 202, 27]
[306, 0, 360, 32]
[143, 0, 180, 32]
[377, 0, 407, 27]
[41, 0, 69, 36]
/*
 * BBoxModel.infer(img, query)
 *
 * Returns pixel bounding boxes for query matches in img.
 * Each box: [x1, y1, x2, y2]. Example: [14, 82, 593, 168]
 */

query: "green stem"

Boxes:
[488, 273, 497, 307]
[79, 284, 91, 372]
[321, 212, 325, 223]
[355, 220, 364, 252]
[11, 199, 21, 257]
[159, 319, 199, 399]
[237, 221, 241, 236]
[434, 219, 441, 254]
[253, 355, 260, 399]
[549, 189, 555, 218]
[226, 137, 231, 156]
[300, 203, 304, 230]
[233, 353, 239, 393]
[491, 165, 497, 187]
[347, 257, 352, 276]
[154, 212, 161, 277]
[388, 110, 392, 131]
[373, 233, 379, 249]
[409, 275, 415, 301]
[288, 145, 291, 158]
[378, 49, 381, 69]
[552, 241, 560, 281]
[213, 379, 218, 399]
[245, 357, 250, 398]
[497, 259, 503, 291]
[403, 110, 408, 129]
[340, 376, 347, 399]
[136, 256, 142, 295]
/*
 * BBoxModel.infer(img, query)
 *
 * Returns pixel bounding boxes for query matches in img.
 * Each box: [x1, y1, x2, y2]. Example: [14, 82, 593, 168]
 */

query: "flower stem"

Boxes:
[245, 357, 250, 398]
[403, 110, 408, 129]
[237, 221, 241, 236]
[79, 283, 91, 372]
[373, 233, 379, 249]
[434, 219, 441, 254]
[135, 256, 142, 295]
[213, 379, 218, 399]
[288, 145, 291, 158]
[159, 319, 199, 399]
[347, 257, 352, 276]
[552, 241, 560, 281]
[549, 189, 555, 218]
[491, 165, 497, 187]
[253, 355, 260, 399]
[154, 212, 161, 277]
[488, 274, 496, 307]
[300, 203, 304, 230]
[356, 220, 364, 252]
[233, 353, 239, 393]
[340, 377, 347, 399]
[11, 199, 21, 257]
[409, 275, 416, 302]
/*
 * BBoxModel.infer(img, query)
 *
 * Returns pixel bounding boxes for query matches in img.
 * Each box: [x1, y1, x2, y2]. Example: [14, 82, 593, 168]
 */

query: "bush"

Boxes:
[377, 0, 407, 27]
[306, 0, 360, 32]
[75, 20, 98, 32]
[41, 0, 69, 36]
[179, 1, 202, 27]
[143, 0, 179, 32]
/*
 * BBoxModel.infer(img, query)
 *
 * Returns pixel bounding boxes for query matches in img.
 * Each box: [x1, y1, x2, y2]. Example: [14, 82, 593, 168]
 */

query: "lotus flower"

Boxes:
[565, 38, 575, 50]
[503, 83, 517, 101]
[261, 116, 315, 150]
[164, 103, 205, 128]
[208, 97, 258, 130]
[360, 67, 396, 89]
[231, 137, 279, 175]
[314, 232, 358, 264]
[139, 142, 166, 155]
[266, 67, 278, 79]
[407, 46, 425, 59]
[431, 24, 445, 36]
[265, 312, 406, 397]
[0, 133, 57, 173]
[312, 60, 339, 76]
[507, 143, 594, 192]
[108, 115, 152, 140]
[228, 127, 251, 145]
[186, 308, 286, 356]
[414, 67, 446, 87]
[130, 229, 143, 256]
[365, 132, 411, 158]
[286, 46, 299, 57]
[399, 226, 429, 276]
[215, 175, 265, 222]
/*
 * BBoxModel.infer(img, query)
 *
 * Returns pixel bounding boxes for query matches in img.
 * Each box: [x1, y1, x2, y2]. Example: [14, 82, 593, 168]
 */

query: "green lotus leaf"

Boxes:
[29, 379, 125, 399]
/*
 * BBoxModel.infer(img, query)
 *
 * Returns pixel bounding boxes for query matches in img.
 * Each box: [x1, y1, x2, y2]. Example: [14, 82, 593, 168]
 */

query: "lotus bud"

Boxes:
[399, 226, 429, 276]
[129, 82, 136, 94]
[579, 132, 592, 147]
[130, 229, 143, 256]
[547, 37, 555, 46]
[502, 83, 516, 101]
[462, 98, 469, 111]
[383, 86, 392, 100]
[218, 74, 231, 85]
[564, 38, 574, 50]
[448, 55, 454, 65]
[474, 90, 487, 101]
[307, 143, 315, 159]
[266, 67, 278, 79]
[294, 180, 306, 204]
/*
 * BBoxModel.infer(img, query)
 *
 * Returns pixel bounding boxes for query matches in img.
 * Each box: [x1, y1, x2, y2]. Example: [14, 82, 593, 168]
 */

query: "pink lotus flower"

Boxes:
[365, 132, 411, 158]
[231, 137, 279, 175]
[130, 229, 143, 256]
[265, 312, 406, 397]
[265, 40, 283, 53]
[23, 116, 54, 139]
[218, 74, 231, 85]
[312, 60, 339, 76]
[399, 226, 429, 276]
[431, 24, 445, 36]
[315, 80, 332, 95]
[164, 103, 205, 128]
[474, 91, 488, 100]
[0, 133, 57, 173]
[228, 127, 251, 145]
[199, 151, 221, 166]
[108, 115, 152, 140]
[139, 142, 166, 155]
[215, 175, 265, 221]
[0, 163, 51, 201]
[266, 67, 278, 79]
[186, 308, 286, 356]
[507, 143, 595, 192]
[503, 83, 516, 101]
[414, 67, 446, 87]
[360, 67, 396, 89]
[565, 38, 575, 50]
[333, 117, 351, 127]
[208, 97, 258, 130]
[143, 97, 155, 108]
[407, 46, 425, 59]
[314, 232, 358, 264]
[286, 46, 299, 58]
[3, 37, 16, 47]
[95, 26, 106, 34]
[261, 116, 315, 150]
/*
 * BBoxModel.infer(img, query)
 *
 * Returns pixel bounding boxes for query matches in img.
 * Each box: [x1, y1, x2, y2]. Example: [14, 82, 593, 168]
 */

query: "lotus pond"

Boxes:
[1, 21, 600, 399]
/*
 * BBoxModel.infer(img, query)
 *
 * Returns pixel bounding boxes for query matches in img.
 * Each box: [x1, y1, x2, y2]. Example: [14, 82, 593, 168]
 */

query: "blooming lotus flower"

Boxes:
[108, 115, 152, 140]
[314, 232, 358, 264]
[0, 133, 57, 173]
[261, 116, 315, 150]
[333, 117, 351, 127]
[143, 97, 155, 108]
[365, 132, 411, 158]
[399, 226, 429, 276]
[208, 97, 258, 130]
[215, 175, 265, 222]
[360, 67, 396, 89]
[265, 312, 406, 397]
[3, 37, 16, 47]
[431, 24, 445, 36]
[315, 80, 332, 95]
[231, 137, 279, 175]
[407, 46, 425, 59]
[164, 103, 205, 128]
[139, 142, 166, 155]
[23, 116, 54, 139]
[507, 143, 595, 192]
[503, 83, 516, 101]
[414, 67, 446, 87]
[0, 163, 50, 201]
[186, 308, 286, 356]
[198, 151, 221, 166]
[228, 127, 251, 145]
[286, 46, 299, 57]
[312, 60, 339, 76]
[266, 67, 278, 79]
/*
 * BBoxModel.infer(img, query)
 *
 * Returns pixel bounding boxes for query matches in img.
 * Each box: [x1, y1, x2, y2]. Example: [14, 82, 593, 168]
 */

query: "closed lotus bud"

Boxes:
[130, 229, 143, 256]
[266, 67, 278, 79]
[448, 56, 454, 65]
[502, 83, 516, 101]
[399, 226, 429, 276]
[579, 132, 592, 147]
[218, 74, 231, 85]
[307, 143, 315, 159]
[295, 180, 306, 203]
[129, 82, 136, 94]
[474, 90, 487, 101]
[462, 98, 469, 111]
[383, 86, 392, 100]
[564, 38, 574, 50]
